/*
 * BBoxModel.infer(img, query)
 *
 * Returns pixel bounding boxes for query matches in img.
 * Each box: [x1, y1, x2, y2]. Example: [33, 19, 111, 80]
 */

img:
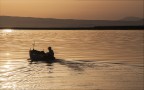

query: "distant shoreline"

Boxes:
[0, 26, 144, 30]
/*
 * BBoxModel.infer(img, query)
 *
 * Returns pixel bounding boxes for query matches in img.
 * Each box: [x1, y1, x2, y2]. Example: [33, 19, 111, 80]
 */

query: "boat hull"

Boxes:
[29, 49, 55, 62]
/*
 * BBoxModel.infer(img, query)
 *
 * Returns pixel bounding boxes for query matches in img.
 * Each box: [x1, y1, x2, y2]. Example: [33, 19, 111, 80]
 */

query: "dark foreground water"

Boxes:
[0, 30, 143, 90]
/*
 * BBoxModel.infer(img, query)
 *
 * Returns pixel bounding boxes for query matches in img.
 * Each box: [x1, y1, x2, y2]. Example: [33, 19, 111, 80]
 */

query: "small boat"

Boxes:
[29, 42, 55, 63]
[29, 49, 55, 62]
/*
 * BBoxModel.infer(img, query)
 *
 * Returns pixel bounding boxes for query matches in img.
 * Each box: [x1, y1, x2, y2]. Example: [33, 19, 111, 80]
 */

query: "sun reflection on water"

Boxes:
[0, 61, 13, 72]
[6, 53, 11, 56]
[1, 82, 17, 90]
[2, 29, 13, 33]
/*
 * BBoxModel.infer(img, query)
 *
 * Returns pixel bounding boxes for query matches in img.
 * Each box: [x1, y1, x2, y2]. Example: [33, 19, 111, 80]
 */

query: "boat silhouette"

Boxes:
[29, 42, 55, 63]
[29, 49, 55, 61]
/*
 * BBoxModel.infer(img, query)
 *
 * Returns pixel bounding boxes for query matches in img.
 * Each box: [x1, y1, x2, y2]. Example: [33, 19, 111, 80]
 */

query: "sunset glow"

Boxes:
[0, 0, 143, 20]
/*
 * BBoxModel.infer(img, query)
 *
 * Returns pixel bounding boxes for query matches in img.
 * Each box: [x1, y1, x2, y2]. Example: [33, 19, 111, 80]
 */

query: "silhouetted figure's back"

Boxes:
[47, 47, 55, 59]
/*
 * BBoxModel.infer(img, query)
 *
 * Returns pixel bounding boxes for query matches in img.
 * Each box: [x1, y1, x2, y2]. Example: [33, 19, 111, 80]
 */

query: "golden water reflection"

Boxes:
[0, 30, 143, 90]
[0, 61, 14, 72]
[2, 29, 13, 33]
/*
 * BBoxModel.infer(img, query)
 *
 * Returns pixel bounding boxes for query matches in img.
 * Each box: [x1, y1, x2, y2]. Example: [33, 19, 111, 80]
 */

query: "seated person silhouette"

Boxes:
[46, 47, 55, 60]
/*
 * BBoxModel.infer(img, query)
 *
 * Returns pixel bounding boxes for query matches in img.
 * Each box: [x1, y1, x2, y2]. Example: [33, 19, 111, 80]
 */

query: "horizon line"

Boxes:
[0, 15, 143, 21]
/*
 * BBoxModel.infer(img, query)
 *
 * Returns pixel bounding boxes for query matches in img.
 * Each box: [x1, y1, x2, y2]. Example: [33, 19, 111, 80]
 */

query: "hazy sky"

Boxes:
[0, 0, 143, 20]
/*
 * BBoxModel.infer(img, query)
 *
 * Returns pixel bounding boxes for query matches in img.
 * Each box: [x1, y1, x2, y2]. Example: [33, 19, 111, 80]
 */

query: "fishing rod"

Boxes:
[32, 41, 35, 50]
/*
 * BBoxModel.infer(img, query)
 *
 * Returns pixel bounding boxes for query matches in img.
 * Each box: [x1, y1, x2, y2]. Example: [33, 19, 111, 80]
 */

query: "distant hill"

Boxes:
[0, 16, 143, 28]
[121, 17, 143, 21]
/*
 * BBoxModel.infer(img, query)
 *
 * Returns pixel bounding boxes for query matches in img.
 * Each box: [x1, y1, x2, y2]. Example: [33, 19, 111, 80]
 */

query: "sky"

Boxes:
[0, 0, 143, 20]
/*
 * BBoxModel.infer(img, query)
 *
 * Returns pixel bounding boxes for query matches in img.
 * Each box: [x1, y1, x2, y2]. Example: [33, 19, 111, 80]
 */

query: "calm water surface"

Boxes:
[0, 30, 143, 90]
